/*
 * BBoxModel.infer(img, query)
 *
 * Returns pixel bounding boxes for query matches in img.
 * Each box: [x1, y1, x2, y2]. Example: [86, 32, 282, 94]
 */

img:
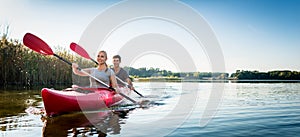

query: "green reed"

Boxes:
[0, 34, 94, 90]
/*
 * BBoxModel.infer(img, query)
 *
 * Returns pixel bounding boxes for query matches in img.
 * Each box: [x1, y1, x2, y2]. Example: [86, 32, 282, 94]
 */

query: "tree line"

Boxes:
[124, 66, 229, 80]
[230, 70, 300, 80]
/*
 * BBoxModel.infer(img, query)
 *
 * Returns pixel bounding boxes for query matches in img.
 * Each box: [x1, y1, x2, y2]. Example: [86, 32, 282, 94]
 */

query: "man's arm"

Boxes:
[124, 69, 134, 90]
[126, 77, 133, 88]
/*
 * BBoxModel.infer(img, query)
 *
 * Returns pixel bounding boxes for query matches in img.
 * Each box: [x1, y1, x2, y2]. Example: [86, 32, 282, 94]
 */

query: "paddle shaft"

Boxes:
[90, 58, 140, 95]
[91, 59, 98, 65]
[79, 70, 137, 104]
[77, 70, 137, 104]
[86, 51, 144, 97]
[94, 58, 144, 97]
[53, 54, 72, 66]
[115, 77, 144, 97]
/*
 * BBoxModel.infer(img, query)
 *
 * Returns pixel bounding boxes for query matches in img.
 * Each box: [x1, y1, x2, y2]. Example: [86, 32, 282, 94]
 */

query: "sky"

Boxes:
[0, 0, 299, 73]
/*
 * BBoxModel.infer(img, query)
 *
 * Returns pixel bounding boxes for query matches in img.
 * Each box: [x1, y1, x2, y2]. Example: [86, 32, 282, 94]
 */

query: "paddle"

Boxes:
[70, 42, 144, 97]
[22, 33, 138, 104]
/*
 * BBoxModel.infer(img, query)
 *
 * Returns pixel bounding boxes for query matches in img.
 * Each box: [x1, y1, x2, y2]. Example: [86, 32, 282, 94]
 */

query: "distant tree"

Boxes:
[229, 70, 300, 80]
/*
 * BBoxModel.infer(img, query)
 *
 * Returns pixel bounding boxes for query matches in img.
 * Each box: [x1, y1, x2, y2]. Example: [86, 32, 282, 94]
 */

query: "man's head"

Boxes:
[113, 55, 121, 67]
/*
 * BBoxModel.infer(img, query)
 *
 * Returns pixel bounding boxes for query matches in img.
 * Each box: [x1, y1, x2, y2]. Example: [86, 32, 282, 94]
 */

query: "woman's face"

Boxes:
[97, 51, 107, 65]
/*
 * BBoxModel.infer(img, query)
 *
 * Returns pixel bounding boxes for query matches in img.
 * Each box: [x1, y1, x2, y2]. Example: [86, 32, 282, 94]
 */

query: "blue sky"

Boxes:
[188, 0, 300, 72]
[0, 0, 299, 73]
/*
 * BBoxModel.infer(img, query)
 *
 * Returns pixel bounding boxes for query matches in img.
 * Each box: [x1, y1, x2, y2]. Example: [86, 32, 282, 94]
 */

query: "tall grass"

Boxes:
[0, 33, 94, 89]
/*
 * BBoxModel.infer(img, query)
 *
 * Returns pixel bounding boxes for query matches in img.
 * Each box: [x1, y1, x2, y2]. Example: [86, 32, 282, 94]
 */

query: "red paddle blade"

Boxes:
[70, 42, 91, 59]
[23, 33, 54, 55]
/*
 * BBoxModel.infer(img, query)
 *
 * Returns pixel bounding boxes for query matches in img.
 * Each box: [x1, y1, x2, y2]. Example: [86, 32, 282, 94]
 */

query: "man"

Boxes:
[112, 55, 134, 90]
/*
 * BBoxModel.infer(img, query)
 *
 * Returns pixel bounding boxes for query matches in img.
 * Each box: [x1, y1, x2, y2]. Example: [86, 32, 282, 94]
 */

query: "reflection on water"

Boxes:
[42, 110, 131, 137]
[0, 90, 41, 118]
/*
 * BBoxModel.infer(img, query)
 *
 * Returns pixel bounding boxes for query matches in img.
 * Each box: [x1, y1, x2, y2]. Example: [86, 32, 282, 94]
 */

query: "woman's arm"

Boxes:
[72, 63, 90, 76]
[110, 74, 118, 89]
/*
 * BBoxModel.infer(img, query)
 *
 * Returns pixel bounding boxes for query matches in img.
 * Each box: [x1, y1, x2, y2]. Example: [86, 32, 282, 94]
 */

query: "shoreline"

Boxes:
[134, 78, 300, 83]
[2, 79, 300, 90]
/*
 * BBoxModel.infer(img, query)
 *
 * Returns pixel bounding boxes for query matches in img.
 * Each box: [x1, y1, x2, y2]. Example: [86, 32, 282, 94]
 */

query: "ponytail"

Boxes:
[105, 62, 108, 72]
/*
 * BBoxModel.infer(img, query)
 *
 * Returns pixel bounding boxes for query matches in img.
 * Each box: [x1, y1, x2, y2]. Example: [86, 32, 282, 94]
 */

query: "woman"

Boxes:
[72, 50, 118, 90]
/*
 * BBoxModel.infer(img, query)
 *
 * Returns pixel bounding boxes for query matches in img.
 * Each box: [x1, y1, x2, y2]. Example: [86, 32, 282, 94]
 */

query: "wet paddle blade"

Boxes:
[70, 42, 91, 59]
[23, 33, 54, 55]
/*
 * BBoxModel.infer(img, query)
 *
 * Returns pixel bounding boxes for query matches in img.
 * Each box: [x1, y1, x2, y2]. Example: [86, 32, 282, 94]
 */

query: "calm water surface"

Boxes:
[0, 82, 300, 137]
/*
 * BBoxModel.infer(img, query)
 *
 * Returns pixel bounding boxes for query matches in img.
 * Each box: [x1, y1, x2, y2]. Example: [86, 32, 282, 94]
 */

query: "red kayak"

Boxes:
[41, 87, 130, 116]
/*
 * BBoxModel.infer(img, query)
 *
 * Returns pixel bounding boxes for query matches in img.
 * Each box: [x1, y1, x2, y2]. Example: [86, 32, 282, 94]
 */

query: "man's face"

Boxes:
[113, 58, 120, 67]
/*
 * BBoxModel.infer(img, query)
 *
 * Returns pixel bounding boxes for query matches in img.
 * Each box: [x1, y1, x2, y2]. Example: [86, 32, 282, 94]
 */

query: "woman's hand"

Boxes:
[72, 63, 81, 74]
[72, 63, 79, 69]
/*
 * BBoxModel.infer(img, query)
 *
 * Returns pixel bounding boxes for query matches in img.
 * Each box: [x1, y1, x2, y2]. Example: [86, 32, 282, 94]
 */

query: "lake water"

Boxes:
[1, 82, 300, 137]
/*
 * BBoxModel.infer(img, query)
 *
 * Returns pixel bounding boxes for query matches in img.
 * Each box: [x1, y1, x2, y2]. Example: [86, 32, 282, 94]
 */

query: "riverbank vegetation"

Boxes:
[124, 66, 229, 81]
[230, 70, 300, 80]
[0, 32, 94, 89]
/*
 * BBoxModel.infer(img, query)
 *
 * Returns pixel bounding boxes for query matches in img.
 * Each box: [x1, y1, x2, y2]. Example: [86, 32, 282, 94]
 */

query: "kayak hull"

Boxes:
[41, 87, 129, 116]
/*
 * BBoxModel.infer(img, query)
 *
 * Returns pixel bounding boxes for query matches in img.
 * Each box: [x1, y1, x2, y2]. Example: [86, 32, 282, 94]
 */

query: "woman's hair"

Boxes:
[99, 50, 107, 59]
